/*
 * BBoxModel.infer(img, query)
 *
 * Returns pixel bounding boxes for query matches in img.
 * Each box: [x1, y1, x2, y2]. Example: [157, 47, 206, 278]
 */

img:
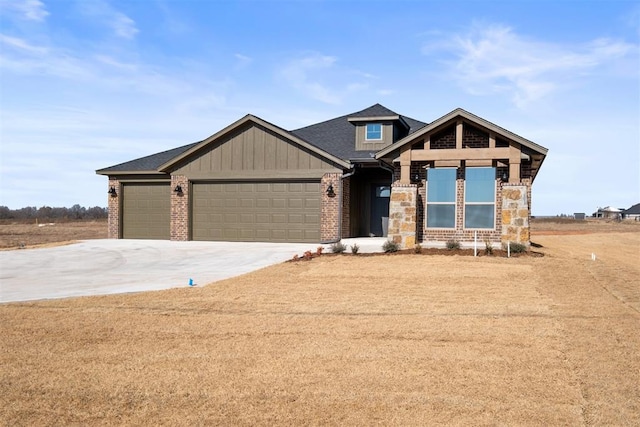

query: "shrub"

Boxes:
[414, 243, 422, 254]
[303, 250, 313, 260]
[504, 241, 527, 254]
[350, 243, 359, 255]
[445, 239, 460, 250]
[484, 240, 494, 255]
[330, 241, 347, 254]
[382, 240, 399, 253]
[316, 246, 324, 256]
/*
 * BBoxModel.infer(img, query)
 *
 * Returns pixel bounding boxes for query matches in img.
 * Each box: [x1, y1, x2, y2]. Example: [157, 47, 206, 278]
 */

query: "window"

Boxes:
[464, 167, 496, 229]
[365, 123, 382, 140]
[426, 168, 456, 228]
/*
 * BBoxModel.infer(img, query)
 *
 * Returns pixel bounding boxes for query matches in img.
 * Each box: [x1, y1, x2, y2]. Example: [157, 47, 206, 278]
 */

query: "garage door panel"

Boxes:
[192, 181, 320, 242]
[122, 183, 170, 240]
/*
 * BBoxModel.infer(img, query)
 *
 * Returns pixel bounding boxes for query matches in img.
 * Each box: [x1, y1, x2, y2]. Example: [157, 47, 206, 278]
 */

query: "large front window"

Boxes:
[426, 168, 456, 228]
[464, 167, 496, 229]
[365, 123, 382, 140]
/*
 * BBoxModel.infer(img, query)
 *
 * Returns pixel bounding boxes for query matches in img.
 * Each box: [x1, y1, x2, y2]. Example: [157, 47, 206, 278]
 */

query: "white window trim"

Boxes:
[425, 167, 457, 229]
[365, 123, 383, 141]
[463, 168, 496, 230]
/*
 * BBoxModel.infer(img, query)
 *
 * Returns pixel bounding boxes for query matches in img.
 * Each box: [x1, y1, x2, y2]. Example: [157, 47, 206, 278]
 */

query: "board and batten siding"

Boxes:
[173, 123, 340, 178]
[355, 122, 394, 151]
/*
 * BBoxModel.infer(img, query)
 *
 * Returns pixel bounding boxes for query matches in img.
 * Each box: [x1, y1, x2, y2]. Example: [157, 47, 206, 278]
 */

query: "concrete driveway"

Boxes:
[0, 238, 387, 303]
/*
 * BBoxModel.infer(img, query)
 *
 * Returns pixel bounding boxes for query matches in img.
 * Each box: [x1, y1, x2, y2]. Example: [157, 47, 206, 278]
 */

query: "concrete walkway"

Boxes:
[0, 238, 388, 303]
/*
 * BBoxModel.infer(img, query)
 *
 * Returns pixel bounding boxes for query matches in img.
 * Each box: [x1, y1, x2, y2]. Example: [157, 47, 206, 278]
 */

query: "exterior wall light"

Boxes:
[326, 183, 335, 197]
[501, 171, 509, 182]
[108, 186, 117, 197]
[174, 185, 183, 194]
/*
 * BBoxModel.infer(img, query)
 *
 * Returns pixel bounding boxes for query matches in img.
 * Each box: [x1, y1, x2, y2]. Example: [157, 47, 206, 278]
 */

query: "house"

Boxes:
[97, 104, 548, 248]
[622, 203, 640, 220]
[593, 206, 623, 220]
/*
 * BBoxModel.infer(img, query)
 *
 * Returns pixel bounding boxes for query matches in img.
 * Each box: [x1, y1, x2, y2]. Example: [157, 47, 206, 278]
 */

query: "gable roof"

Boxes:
[158, 114, 350, 172]
[375, 108, 548, 181]
[291, 103, 427, 161]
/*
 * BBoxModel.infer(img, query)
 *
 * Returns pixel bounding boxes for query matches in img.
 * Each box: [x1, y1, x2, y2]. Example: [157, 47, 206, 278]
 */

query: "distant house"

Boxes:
[622, 203, 640, 220]
[593, 206, 623, 220]
[97, 104, 548, 248]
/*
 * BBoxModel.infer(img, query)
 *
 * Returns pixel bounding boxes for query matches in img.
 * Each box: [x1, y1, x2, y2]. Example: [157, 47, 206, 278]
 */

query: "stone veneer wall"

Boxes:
[501, 182, 531, 246]
[170, 175, 189, 241]
[388, 183, 417, 249]
[321, 173, 341, 242]
[107, 178, 120, 239]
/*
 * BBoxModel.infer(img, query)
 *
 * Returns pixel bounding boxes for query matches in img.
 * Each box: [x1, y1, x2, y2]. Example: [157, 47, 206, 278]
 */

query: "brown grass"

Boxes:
[0, 219, 107, 249]
[1, 222, 639, 425]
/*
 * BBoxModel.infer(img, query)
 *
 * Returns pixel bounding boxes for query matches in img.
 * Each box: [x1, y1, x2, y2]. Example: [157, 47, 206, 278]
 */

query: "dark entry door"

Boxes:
[370, 185, 390, 237]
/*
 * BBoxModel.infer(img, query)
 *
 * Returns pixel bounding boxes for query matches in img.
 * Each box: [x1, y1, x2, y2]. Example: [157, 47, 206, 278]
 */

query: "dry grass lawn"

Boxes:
[1, 221, 639, 425]
[0, 220, 107, 249]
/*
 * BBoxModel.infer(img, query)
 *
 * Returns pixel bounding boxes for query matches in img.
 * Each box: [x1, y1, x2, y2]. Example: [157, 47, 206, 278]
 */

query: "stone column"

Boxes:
[501, 183, 531, 246]
[107, 178, 120, 239]
[388, 183, 417, 249]
[170, 175, 189, 241]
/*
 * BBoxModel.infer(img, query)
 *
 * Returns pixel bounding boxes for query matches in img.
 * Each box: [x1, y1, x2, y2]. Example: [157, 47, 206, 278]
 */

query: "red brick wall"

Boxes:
[107, 178, 120, 239]
[321, 173, 341, 242]
[341, 177, 351, 238]
[170, 175, 189, 241]
[462, 124, 489, 148]
[430, 126, 456, 149]
[420, 171, 503, 246]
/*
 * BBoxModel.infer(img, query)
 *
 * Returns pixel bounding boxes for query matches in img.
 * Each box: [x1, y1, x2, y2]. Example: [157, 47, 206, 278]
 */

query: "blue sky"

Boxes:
[1, 0, 638, 215]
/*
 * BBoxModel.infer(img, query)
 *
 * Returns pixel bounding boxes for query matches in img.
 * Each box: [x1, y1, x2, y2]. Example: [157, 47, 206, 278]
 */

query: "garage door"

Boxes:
[192, 181, 320, 242]
[122, 183, 170, 239]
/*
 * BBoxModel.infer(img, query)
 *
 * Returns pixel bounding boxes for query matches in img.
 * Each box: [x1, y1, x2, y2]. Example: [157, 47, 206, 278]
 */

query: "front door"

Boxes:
[370, 185, 390, 237]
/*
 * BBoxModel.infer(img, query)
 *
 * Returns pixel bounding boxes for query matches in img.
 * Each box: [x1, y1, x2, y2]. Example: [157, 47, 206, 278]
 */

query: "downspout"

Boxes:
[378, 160, 395, 181]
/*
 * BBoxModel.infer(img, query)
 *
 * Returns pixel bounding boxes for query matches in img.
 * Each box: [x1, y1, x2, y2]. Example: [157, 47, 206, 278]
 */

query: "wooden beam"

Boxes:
[410, 147, 511, 161]
[399, 146, 411, 184]
[456, 120, 463, 149]
[489, 132, 496, 148]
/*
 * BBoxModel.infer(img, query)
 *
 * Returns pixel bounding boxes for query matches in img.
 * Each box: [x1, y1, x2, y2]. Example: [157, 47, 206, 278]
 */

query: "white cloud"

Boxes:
[234, 53, 252, 69]
[279, 53, 377, 105]
[423, 24, 636, 108]
[0, 0, 49, 21]
[78, 0, 139, 39]
[112, 13, 138, 39]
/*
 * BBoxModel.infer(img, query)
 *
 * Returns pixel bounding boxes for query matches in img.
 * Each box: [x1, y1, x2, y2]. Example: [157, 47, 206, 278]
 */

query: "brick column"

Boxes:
[388, 183, 417, 249]
[107, 178, 120, 239]
[501, 183, 531, 246]
[341, 177, 351, 238]
[171, 175, 189, 241]
[321, 173, 341, 242]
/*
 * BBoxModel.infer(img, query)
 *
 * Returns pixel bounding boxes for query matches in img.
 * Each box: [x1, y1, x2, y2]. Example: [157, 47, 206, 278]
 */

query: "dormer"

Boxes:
[347, 104, 412, 152]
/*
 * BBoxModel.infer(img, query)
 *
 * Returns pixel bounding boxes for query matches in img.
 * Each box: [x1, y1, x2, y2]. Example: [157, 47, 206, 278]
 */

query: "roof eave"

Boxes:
[96, 169, 167, 176]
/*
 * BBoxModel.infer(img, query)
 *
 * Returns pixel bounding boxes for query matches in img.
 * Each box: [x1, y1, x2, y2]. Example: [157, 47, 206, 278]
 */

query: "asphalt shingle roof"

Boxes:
[623, 203, 640, 215]
[96, 142, 199, 173]
[290, 104, 427, 161]
[97, 104, 427, 173]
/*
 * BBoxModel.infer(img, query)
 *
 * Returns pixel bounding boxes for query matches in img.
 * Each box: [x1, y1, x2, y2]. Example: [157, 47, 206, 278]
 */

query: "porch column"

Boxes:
[388, 183, 417, 249]
[399, 146, 412, 184]
[501, 183, 531, 247]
